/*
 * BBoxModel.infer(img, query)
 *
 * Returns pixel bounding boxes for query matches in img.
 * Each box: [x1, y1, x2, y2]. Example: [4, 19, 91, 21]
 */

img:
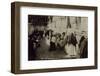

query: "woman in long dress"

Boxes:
[71, 33, 78, 57]
[64, 28, 72, 57]
[64, 29, 77, 58]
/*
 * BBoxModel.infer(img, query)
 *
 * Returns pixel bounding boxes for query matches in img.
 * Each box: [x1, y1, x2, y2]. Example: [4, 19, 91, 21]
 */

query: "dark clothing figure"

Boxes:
[49, 36, 56, 51]
[71, 33, 77, 47]
[80, 38, 88, 58]
[57, 39, 65, 50]
[28, 34, 37, 60]
[79, 36, 85, 48]
[49, 42, 56, 51]
[66, 35, 72, 45]
[66, 33, 77, 46]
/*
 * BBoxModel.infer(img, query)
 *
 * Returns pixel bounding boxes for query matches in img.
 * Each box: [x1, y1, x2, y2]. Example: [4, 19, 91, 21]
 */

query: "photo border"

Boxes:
[11, 2, 98, 74]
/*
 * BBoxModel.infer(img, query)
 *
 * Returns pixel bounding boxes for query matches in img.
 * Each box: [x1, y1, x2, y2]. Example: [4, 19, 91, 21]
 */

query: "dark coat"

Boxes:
[80, 38, 88, 58]
[79, 36, 85, 48]
[71, 33, 77, 46]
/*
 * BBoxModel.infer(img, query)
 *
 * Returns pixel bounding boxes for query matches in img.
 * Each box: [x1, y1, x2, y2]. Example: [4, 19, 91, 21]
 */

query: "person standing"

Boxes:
[79, 38, 88, 58]
[71, 33, 78, 57]
[49, 35, 56, 51]
[64, 28, 73, 57]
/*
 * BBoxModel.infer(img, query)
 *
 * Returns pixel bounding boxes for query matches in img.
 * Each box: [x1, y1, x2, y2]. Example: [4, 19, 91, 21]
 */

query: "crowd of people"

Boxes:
[28, 28, 88, 60]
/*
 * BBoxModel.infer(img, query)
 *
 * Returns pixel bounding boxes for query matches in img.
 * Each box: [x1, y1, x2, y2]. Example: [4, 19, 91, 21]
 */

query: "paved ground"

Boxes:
[35, 38, 80, 60]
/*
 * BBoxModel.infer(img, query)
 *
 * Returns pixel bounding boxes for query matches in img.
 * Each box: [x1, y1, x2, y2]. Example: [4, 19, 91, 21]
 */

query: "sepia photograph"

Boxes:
[11, 2, 97, 74]
[28, 15, 88, 60]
